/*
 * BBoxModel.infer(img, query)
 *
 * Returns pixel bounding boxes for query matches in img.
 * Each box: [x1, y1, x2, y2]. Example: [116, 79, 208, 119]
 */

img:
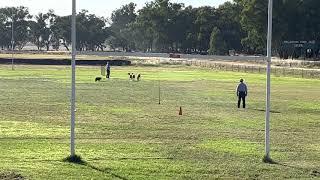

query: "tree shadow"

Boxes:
[63, 156, 128, 180]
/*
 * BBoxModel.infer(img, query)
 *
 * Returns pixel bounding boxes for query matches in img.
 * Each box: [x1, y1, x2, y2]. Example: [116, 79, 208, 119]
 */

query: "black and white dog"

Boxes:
[128, 73, 141, 81]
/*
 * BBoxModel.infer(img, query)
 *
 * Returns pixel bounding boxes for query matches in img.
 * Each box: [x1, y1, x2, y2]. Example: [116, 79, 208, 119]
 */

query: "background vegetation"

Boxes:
[1, 0, 320, 55]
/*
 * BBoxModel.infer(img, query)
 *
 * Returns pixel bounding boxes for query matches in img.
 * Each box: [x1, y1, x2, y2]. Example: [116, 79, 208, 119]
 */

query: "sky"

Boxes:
[0, 0, 229, 17]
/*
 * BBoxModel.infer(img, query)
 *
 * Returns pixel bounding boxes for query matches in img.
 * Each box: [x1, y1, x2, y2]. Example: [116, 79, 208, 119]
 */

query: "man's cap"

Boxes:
[240, 79, 244, 82]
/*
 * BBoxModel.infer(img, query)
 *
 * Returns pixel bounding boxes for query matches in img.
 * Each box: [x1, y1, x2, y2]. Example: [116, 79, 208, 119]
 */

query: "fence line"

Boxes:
[192, 60, 320, 79]
[133, 58, 320, 79]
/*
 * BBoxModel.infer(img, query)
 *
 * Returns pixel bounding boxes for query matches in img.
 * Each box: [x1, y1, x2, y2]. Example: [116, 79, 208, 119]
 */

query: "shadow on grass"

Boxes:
[262, 157, 320, 177]
[276, 162, 320, 177]
[118, 157, 174, 160]
[252, 108, 281, 114]
[63, 155, 128, 180]
[262, 156, 278, 164]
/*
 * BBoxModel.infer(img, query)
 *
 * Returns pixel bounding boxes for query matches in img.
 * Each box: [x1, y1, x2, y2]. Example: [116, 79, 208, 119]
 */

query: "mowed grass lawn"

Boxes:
[0, 64, 320, 179]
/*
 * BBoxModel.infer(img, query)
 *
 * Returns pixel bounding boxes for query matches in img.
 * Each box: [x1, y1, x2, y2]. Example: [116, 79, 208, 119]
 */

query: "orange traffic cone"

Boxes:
[179, 107, 182, 115]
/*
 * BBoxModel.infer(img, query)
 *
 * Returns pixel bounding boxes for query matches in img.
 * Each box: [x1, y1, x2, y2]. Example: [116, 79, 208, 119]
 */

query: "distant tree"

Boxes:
[234, 0, 320, 54]
[29, 10, 56, 51]
[129, 3, 157, 52]
[215, 2, 244, 53]
[1, 0, 320, 55]
[209, 27, 227, 55]
[234, 0, 267, 54]
[77, 10, 109, 51]
[0, 10, 9, 49]
[109, 3, 137, 51]
[178, 6, 198, 53]
[194, 6, 217, 52]
[130, 0, 190, 52]
[50, 10, 109, 51]
[0, 6, 32, 50]
[51, 15, 71, 50]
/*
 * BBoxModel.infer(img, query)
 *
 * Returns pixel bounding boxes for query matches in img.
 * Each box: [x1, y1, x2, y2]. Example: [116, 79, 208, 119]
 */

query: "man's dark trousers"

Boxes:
[106, 70, 110, 79]
[238, 91, 246, 108]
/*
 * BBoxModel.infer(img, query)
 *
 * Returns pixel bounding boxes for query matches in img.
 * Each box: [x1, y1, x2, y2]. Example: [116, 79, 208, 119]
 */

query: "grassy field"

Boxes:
[0, 64, 320, 179]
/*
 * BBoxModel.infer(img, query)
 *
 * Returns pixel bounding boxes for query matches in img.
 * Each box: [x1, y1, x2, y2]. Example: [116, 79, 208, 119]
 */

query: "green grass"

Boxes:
[0, 64, 320, 179]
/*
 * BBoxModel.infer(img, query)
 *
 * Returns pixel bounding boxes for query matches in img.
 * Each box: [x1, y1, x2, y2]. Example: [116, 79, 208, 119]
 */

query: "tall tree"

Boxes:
[209, 27, 227, 55]
[0, 6, 32, 50]
[109, 3, 137, 51]
[50, 15, 71, 50]
[76, 10, 109, 51]
[29, 10, 56, 51]
[235, 0, 267, 54]
[215, 2, 244, 53]
[194, 6, 217, 52]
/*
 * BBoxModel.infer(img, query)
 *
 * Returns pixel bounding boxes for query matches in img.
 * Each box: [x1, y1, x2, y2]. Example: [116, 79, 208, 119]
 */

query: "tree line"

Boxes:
[0, 0, 319, 55]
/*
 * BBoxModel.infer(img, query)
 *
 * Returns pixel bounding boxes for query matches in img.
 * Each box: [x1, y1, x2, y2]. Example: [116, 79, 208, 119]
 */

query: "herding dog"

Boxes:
[95, 77, 102, 82]
[137, 74, 141, 81]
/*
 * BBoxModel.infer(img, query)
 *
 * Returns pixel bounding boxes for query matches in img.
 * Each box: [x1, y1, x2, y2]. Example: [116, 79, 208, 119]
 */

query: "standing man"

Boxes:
[236, 79, 248, 108]
[106, 62, 110, 79]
